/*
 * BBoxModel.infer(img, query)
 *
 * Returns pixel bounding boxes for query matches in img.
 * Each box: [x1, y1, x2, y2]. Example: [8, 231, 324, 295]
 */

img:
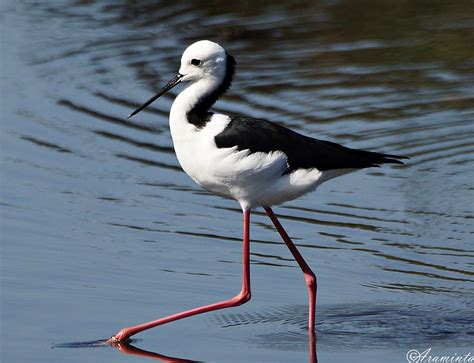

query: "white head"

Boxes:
[178, 40, 227, 82]
[128, 40, 235, 118]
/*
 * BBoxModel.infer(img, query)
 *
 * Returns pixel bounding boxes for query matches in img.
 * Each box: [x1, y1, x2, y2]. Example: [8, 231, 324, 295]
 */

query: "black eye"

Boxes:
[190, 59, 201, 66]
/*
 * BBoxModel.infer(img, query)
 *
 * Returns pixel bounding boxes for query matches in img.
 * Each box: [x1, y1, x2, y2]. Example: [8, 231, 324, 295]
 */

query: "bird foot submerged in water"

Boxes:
[107, 329, 131, 345]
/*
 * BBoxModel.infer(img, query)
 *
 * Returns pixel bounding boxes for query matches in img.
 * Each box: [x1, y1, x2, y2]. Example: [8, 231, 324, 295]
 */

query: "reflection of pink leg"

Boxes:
[115, 341, 195, 362]
[264, 207, 317, 332]
[108, 210, 252, 343]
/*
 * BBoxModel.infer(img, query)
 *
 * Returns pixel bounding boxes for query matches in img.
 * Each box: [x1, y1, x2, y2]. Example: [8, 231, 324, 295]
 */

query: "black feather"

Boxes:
[215, 116, 408, 172]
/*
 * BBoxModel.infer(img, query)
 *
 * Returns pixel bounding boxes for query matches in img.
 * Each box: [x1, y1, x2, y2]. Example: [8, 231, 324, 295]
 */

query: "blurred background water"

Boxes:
[1, 1, 473, 362]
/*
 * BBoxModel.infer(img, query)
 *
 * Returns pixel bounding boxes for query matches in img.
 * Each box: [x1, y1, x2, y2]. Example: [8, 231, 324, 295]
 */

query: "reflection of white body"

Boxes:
[110, 40, 405, 343]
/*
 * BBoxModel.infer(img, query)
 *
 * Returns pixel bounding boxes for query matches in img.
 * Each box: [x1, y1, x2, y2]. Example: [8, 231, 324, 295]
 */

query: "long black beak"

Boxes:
[128, 73, 183, 119]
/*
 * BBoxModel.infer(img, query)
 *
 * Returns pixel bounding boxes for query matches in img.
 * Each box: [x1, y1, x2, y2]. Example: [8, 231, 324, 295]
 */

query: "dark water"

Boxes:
[1, 1, 473, 362]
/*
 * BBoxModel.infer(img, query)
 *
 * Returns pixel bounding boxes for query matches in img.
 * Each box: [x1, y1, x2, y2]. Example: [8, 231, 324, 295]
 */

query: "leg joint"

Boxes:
[304, 271, 317, 289]
[232, 290, 251, 306]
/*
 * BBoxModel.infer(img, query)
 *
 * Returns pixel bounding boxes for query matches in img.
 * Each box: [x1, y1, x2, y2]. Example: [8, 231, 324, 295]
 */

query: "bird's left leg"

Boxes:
[264, 207, 316, 332]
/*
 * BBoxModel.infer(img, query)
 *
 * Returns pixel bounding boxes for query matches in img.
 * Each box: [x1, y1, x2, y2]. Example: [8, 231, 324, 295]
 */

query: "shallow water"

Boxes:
[1, 1, 473, 362]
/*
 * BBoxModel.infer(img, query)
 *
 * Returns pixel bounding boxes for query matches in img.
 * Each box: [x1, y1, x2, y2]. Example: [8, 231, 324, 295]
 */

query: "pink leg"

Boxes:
[108, 210, 252, 343]
[264, 207, 316, 332]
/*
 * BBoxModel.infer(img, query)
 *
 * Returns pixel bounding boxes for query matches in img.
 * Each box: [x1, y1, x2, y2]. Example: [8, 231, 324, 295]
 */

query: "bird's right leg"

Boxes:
[108, 210, 252, 343]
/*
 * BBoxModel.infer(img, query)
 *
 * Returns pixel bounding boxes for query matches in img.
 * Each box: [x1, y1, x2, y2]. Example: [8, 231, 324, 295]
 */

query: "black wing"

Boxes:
[215, 116, 408, 172]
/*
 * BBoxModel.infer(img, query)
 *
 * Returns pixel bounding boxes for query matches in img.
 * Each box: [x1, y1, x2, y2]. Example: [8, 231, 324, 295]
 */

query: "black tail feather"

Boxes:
[346, 148, 409, 168]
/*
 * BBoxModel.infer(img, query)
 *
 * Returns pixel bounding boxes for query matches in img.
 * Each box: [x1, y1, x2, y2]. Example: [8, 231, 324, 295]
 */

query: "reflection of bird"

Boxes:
[109, 40, 406, 343]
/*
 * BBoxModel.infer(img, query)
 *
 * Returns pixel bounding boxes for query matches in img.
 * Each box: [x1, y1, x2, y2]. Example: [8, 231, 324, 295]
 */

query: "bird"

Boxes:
[108, 40, 406, 343]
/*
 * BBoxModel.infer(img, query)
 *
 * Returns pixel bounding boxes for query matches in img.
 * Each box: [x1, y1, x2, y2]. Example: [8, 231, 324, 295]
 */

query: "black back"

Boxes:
[215, 116, 407, 172]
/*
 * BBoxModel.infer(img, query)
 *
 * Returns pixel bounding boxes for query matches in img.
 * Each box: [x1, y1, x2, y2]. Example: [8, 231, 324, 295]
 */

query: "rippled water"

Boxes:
[2, 1, 473, 362]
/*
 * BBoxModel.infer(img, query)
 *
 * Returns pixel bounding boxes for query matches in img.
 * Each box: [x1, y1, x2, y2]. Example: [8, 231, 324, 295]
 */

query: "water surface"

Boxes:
[1, 1, 473, 362]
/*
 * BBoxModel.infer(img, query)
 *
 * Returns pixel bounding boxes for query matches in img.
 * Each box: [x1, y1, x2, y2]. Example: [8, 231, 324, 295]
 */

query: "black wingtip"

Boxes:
[382, 155, 410, 165]
[388, 159, 405, 165]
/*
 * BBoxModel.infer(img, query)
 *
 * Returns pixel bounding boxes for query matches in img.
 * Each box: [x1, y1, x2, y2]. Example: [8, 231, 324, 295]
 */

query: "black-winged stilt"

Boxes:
[109, 40, 406, 343]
